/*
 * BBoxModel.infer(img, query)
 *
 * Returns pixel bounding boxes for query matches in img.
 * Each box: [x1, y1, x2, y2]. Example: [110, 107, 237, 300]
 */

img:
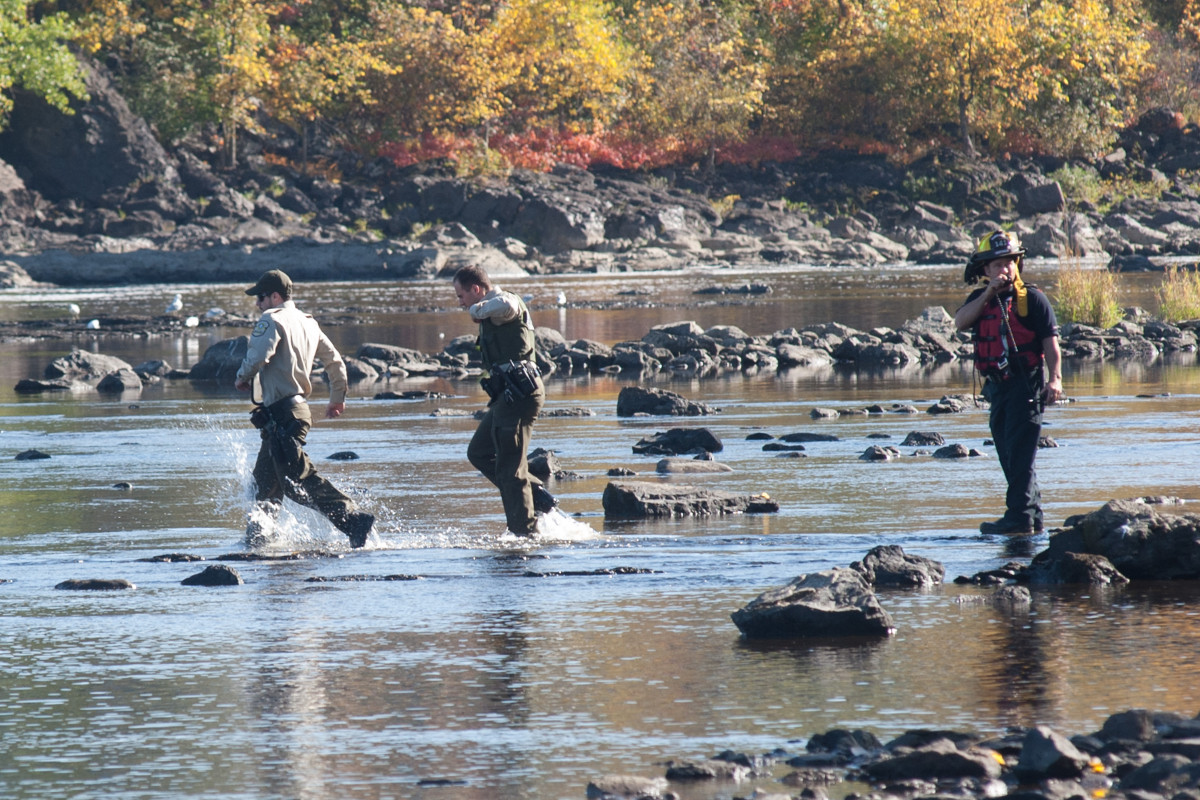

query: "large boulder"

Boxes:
[602, 481, 779, 519]
[850, 545, 945, 587]
[1045, 497, 1200, 580]
[616, 386, 717, 416]
[45, 349, 134, 381]
[730, 568, 895, 639]
[0, 56, 189, 218]
[188, 337, 249, 383]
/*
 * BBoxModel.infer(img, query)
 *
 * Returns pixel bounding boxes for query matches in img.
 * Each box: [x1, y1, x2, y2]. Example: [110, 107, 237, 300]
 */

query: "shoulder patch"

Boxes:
[252, 320, 270, 337]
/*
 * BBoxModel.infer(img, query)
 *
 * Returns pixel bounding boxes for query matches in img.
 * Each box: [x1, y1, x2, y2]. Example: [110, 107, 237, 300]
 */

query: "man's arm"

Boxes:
[954, 285, 998, 331]
[315, 329, 349, 418]
[1042, 335, 1063, 404]
[468, 292, 521, 324]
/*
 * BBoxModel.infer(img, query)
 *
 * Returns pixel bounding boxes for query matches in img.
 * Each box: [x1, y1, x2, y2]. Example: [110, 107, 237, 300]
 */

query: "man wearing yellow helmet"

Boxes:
[955, 230, 1063, 535]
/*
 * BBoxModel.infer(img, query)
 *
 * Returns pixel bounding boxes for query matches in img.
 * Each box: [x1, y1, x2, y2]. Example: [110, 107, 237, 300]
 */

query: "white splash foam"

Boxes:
[499, 508, 600, 544]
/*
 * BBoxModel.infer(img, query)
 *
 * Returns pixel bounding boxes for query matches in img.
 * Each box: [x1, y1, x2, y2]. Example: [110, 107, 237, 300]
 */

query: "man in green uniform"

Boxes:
[453, 265, 556, 537]
[235, 269, 375, 548]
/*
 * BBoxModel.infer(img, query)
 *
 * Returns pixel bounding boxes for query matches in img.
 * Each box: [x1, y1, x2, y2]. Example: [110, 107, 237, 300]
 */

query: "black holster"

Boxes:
[495, 360, 539, 404]
[250, 404, 270, 429]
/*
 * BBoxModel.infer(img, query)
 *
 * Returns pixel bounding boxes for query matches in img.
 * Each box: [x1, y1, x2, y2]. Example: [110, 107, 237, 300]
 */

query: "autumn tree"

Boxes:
[263, 29, 394, 167]
[618, 0, 767, 166]
[1024, 0, 1150, 156]
[485, 0, 633, 132]
[0, 0, 88, 129]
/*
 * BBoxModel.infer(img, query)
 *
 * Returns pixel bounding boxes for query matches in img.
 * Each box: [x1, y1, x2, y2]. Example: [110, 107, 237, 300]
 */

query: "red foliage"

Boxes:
[376, 129, 833, 172]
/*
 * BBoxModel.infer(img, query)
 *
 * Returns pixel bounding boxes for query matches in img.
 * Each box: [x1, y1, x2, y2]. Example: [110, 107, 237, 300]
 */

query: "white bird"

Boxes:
[86, 319, 100, 329]
[165, 293, 183, 314]
[204, 307, 225, 319]
[184, 316, 200, 328]
[66, 303, 80, 316]
[556, 291, 567, 307]
[522, 293, 534, 303]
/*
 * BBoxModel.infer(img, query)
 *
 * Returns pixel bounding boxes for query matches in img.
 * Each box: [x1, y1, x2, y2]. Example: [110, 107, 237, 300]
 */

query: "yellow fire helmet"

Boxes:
[964, 229, 1026, 285]
[965, 229, 1030, 315]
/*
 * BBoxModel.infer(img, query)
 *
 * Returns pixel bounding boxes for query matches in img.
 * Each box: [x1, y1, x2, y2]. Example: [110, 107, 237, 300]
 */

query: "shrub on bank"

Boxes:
[1054, 259, 1123, 329]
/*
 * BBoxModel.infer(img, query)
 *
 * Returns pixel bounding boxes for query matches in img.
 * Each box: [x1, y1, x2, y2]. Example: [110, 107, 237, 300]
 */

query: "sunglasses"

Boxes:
[257, 293, 270, 301]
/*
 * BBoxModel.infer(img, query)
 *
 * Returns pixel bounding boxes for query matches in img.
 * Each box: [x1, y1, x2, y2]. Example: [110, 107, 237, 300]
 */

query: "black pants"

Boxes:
[985, 375, 1044, 529]
[252, 400, 358, 532]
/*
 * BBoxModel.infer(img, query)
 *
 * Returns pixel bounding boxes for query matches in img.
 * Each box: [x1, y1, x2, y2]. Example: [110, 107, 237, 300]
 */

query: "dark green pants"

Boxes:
[467, 388, 544, 534]
[252, 401, 358, 532]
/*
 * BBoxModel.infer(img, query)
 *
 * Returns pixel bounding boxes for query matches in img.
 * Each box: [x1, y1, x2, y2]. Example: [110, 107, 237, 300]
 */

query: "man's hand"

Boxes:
[325, 401, 345, 419]
[235, 379, 250, 392]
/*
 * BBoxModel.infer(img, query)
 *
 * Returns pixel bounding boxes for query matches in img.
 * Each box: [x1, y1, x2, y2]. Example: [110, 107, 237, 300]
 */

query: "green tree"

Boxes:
[0, 0, 87, 128]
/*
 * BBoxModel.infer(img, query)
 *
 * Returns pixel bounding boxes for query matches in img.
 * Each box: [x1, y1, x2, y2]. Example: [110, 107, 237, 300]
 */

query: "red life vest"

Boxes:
[974, 296, 1041, 374]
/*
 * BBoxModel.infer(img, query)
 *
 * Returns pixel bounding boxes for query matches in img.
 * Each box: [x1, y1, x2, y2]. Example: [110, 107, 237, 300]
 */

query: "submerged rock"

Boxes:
[55, 578, 136, 590]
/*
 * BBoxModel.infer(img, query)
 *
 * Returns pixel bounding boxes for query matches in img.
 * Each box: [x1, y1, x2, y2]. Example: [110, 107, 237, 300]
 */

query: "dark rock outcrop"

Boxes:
[602, 481, 778, 519]
[1046, 497, 1200, 580]
[181, 565, 245, 587]
[850, 545, 945, 588]
[731, 568, 895, 639]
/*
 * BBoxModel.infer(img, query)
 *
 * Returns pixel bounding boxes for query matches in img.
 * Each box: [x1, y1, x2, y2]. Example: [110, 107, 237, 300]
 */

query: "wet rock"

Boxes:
[1014, 726, 1092, 780]
[850, 545, 945, 588]
[902, 431, 945, 446]
[992, 585, 1032, 608]
[188, 336, 248, 383]
[45, 348, 134, 381]
[55, 578, 136, 590]
[14, 378, 83, 394]
[655, 457, 732, 474]
[664, 759, 750, 782]
[15, 449, 51, 460]
[139, 553, 205, 562]
[181, 564, 244, 586]
[1044, 497, 1200, 580]
[585, 774, 670, 799]
[863, 738, 1003, 781]
[860, 445, 900, 461]
[730, 568, 895, 639]
[1027, 551, 1129, 585]
[779, 431, 839, 443]
[632, 428, 723, 455]
[327, 451, 360, 461]
[616, 386, 717, 417]
[602, 481, 778, 519]
[96, 368, 143, 393]
[527, 447, 561, 481]
[932, 443, 972, 459]
[1098, 710, 1159, 743]
[111, 481, 133, 490]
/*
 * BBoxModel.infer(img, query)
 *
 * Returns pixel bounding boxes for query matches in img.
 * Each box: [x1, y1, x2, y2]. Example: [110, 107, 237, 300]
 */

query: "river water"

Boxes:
[3, 263, 1200, 800]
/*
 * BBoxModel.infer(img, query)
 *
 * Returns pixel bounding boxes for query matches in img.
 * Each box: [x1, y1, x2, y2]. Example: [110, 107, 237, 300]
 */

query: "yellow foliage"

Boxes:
[485, 0, 635, 128]
[618, 0, 767, 155]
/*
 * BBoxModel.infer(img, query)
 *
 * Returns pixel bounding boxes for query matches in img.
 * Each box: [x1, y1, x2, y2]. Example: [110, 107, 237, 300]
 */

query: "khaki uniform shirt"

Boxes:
[236, 300, 349, 406]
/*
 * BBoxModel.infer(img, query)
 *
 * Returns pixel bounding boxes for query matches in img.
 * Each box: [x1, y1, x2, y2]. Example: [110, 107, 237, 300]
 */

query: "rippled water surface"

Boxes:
[3, 263, 1200, 799]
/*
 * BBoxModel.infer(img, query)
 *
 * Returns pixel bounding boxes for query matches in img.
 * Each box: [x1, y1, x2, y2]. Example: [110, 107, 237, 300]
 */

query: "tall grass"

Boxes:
[1157, 265, 1200, 323]
[1053, 258, 1123, 328]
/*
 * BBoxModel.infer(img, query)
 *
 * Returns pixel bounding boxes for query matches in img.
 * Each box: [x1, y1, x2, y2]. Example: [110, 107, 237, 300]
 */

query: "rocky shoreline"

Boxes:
[10, 299, 1199, 395]
[5, 59, 1200, 287]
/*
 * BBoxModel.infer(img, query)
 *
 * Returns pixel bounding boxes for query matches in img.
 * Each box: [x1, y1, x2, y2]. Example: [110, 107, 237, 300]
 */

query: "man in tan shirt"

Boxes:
[235, 269, 374, 548]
